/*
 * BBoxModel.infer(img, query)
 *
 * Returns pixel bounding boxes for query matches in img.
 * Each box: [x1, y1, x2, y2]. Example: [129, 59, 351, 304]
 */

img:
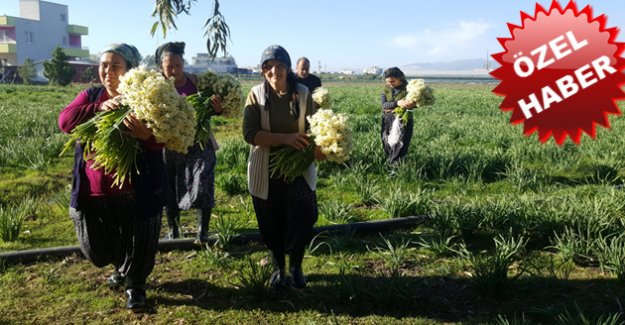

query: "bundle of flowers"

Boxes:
[269, 109, 352, 182]
[394, 79, 435, 125]
[308, 109, 352, 163]
[62, 67, 195, 187]
[119, 67, 196, 153]
[312, 87, 331, 108]
[190, 71, 243, 146]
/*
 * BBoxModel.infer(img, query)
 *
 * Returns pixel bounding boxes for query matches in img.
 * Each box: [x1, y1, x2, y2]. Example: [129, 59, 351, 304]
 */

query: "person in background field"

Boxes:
[380, 67, 415, 163]
[295, 57, 322, 95]
[58, 43, 164, 312]
[243, 45, 323, 289]
[155, 42, 222, 243]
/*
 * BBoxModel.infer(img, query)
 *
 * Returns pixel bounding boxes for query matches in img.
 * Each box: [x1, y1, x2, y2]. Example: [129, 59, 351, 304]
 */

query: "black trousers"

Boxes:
[70, 192, 162, 289]
[252, 177, 318, 269]
[381, 112, 414, 163]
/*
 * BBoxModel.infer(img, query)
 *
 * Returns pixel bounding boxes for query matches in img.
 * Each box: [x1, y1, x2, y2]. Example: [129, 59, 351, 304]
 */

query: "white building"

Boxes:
[0, 0, 89, 66]
[363, 66, 383, 75]
[186, 53, 238, 74]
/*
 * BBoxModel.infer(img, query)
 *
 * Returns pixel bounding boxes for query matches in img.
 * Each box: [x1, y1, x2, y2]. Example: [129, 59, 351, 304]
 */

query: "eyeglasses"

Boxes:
[262, 63, 286, 72]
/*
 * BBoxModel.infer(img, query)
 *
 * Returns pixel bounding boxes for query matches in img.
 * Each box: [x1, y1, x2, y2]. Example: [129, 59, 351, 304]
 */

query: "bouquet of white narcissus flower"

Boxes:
[269, 109, 353, 182]
[62, 67, 195, 187]
[394, 78, 435, 125]
[190, 71, 243, 146]
[308, 109, 352, 163]
[119, 67, 196, 153]
[312, 87, 331, 108]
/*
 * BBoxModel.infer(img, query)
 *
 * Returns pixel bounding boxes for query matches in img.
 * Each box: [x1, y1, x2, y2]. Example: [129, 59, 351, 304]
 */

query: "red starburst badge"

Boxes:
[491, 0, 625, 144]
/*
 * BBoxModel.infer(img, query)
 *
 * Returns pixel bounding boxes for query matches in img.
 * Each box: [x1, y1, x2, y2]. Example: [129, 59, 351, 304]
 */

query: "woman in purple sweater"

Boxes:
[58, 43, 165, 312]
[155, 42, 222, 243]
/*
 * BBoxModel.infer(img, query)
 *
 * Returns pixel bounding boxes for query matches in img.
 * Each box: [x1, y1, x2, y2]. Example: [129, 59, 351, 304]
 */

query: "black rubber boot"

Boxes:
[107, 270, 125, 289]
[196, 208, 211, 243]
[289, 266, 306, 289]
[289, 246, 307, 288]
[269, 250, 287, 289]
[165, 206, 180, 239]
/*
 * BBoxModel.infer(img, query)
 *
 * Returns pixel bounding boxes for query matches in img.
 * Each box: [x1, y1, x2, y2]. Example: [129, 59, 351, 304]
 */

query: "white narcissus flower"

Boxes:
[195, 71, 243, 114]
[312, 87, 331, 108]
[119, 67, 195, 154]
[405, 79, 435, 107]
[307, 109, 353, 163]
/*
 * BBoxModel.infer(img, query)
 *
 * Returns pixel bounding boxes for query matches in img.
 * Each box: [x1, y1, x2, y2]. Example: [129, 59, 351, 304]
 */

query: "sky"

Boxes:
[2, 0, 625, 72]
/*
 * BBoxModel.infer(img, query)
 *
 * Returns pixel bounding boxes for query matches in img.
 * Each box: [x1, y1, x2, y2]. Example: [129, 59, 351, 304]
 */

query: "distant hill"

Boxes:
[400, 58, 500, 76]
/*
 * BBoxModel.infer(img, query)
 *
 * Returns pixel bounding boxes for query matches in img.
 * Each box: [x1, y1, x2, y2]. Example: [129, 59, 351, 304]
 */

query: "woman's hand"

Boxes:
[283, 133, 310, 150]
[314, 146, 326, 161]
[123, 113, 153, 141]
[398, 99, 416, 109]
[211, 95, 223, 114]
[100, 96, 123, 111]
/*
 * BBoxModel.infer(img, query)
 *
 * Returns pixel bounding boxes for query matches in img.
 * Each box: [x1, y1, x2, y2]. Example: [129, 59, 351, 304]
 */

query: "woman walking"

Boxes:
[243, 45, 321, 289]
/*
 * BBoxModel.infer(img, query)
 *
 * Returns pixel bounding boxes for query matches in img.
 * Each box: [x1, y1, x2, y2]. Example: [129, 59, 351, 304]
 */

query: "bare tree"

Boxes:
[151, 0, 231, 59]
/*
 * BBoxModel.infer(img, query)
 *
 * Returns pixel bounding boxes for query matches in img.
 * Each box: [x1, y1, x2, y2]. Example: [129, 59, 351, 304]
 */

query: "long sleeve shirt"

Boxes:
[242, 88, 314, 151]
[381, 87, 403, 111]
[59, 87, 162, 197]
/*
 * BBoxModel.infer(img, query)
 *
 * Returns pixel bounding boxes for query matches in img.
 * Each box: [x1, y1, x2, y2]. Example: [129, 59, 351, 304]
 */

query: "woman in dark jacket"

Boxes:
[58, 43, 165, 312]
[155, 41, 222, 243]
[380, 67, 416, 163]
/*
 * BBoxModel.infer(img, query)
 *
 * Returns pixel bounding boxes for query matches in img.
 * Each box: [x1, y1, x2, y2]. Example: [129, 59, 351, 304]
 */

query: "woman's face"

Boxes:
[161, 54, 185, 82]
[99, 52, 128, 96]
[262, 59, 287, 87]
[385, 76, 402, 88]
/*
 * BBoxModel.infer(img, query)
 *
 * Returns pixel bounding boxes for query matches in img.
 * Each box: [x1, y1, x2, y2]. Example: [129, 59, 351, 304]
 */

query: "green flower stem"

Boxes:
[269, 141, 315, 183]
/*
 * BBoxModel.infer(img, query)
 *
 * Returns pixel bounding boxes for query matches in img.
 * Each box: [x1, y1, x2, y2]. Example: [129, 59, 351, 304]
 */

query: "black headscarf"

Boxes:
[155, 42, 186, 67]
[383, 67, 405, 79]
[383, 67, 408, 89]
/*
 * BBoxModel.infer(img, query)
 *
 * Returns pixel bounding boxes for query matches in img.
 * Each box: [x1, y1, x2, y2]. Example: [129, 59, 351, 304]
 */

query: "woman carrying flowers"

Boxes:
[58, 44, 164, 312]
[155, 42, 222, 243]
[243, 45, 322, 289]
[380, 67, 415, 163]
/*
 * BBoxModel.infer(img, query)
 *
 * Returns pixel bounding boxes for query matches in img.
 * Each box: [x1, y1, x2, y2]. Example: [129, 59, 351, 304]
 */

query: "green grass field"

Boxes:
[1, 81, 625, 324]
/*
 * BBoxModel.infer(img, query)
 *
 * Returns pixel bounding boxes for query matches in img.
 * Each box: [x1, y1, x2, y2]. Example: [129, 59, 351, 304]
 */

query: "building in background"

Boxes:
[186, 53, 238, 74]
[0, 0, 89, 66]
[363, 66, 383, 75]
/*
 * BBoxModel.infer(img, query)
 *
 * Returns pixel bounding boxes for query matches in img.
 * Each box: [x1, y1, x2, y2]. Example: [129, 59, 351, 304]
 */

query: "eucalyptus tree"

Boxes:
[152, 0, 231, 59]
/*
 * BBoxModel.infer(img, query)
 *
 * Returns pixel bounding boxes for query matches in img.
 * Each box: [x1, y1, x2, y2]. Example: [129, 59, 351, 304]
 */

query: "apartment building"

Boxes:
[0, 0, 89, 66]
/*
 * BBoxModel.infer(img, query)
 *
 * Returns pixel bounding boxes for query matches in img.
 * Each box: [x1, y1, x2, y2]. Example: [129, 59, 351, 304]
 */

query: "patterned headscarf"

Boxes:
[99, 43, 142, 70]
[155, 42, 186, 67]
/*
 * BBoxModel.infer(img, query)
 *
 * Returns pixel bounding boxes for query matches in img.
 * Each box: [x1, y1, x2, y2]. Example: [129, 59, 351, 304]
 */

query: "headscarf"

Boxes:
[383, 67, 405, 80]
[99, 43, 142, 70]
[258, 45, 300, 117]
[155, 42, 186, 67]
[260, 44, 292, 69]
[383, 67, 408, 89]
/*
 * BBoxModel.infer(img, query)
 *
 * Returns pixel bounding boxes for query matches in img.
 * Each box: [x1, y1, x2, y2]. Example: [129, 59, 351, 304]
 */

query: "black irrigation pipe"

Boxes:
[0, 215, 425, 266]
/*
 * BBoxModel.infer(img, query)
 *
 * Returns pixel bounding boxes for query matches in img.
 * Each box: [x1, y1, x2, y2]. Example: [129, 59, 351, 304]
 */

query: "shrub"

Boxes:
[216, 172, 247, 196]
[43, 46, 74, 86]
[378, 187, 427, 218]
[0, 203, 27, 242]
[458, 232, 527, 298]
[17, 58, 36, 85]
[236, 257, 272, 297]
[320, 200, 355, 224]
[368, 234, 412, 276]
